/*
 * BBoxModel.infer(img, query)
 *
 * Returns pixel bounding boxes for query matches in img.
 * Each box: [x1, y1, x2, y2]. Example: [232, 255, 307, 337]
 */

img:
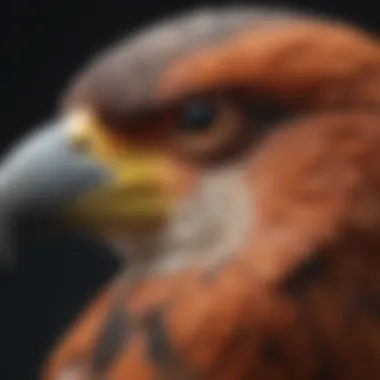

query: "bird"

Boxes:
[3, 4, 380, 380]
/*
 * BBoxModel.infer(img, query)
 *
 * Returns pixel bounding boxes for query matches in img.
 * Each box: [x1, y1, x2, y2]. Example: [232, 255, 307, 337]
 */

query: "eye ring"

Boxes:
[175, 96, 247, 163]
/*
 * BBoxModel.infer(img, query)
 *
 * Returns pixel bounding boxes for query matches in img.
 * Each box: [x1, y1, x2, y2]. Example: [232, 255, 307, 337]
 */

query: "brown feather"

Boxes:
[61, 6, 329, 125]
[43, 6, 380, 380]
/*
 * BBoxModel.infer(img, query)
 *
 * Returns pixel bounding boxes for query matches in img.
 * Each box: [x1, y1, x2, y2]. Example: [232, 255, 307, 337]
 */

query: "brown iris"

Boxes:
[174, 96, 247, 163]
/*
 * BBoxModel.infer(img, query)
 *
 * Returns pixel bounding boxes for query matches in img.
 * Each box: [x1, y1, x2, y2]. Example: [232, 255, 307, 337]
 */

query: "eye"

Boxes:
[181, 100, 217, 133]
[175, 96, 248, 164]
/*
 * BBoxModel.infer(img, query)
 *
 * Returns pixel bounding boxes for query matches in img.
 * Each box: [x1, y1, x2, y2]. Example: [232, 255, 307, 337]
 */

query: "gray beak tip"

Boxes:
[0, 117, 110, 270]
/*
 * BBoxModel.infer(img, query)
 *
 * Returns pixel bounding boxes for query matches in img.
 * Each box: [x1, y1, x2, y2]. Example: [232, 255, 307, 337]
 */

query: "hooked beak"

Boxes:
[0, 110, 177, 263]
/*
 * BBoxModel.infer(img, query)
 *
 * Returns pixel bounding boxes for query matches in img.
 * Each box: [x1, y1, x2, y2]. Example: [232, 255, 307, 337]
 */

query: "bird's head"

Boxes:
[3, 6, 380, 276]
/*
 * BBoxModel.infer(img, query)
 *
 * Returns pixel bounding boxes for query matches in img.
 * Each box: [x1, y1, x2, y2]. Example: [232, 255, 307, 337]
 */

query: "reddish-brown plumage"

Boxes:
[158, 22, 380, 109]
[43, 6, 380, 380]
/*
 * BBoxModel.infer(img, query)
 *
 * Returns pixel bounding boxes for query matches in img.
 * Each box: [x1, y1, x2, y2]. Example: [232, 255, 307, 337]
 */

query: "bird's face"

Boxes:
[56, 101, 254, 271]
[3, 6, 380, 273]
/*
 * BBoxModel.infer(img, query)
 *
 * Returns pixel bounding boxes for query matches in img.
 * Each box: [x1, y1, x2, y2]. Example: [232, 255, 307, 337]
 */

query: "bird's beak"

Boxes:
[0, 110, 177, 240]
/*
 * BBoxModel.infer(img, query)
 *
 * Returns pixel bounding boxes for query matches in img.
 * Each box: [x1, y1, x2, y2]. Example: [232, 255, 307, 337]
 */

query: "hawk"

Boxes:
[2, 5, 380, 380]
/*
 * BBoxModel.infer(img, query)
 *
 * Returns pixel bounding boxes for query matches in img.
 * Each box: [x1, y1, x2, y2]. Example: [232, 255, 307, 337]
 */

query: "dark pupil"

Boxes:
[182, 101, 216, 132]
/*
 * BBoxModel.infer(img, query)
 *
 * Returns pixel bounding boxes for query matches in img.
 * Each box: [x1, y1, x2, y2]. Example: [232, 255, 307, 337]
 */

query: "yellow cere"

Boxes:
[62, 110, 176, 226]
